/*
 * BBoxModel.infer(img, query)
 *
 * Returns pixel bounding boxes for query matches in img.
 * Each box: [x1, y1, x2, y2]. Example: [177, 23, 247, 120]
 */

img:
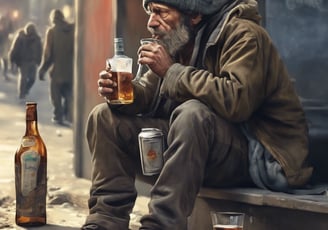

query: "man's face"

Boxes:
[146, 3, 192, 56]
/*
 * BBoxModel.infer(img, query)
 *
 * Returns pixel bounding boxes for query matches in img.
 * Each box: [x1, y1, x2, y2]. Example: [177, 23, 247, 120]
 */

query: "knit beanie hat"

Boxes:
[143, 0, 233, 15]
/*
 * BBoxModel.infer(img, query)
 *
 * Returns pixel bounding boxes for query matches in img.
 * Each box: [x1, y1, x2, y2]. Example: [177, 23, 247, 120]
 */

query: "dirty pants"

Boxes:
[85, 99, 250, 230]
[50, 79, 73, 122]
[17, 62, 37, 99]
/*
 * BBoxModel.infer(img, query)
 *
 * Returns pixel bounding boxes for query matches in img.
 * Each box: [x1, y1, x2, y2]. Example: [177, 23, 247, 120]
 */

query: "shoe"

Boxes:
[51, 118, 64, 125]
[52, 118, 73, 128]
[81, 224, 106, 230]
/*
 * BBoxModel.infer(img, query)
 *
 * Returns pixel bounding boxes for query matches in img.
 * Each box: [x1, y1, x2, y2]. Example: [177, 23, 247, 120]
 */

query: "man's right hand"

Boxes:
[98, 70, 117, 101]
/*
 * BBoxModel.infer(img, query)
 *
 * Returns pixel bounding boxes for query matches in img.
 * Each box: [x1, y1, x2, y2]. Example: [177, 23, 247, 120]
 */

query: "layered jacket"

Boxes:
[39, 19, 74, 83]
[9, 27, 42, 67]
[116, 0, 312, 187]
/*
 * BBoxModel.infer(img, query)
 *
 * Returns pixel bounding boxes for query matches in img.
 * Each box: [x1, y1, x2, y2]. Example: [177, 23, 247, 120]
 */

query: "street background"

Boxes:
[0, 72, 148, 229]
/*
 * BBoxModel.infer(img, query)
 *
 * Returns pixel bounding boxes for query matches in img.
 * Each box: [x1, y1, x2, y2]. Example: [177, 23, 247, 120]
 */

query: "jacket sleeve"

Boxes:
[39, 28, 54, 72]
[160, 22, 268, 122]
[36, 37, 43, 65]
[8, 32, 23, 66]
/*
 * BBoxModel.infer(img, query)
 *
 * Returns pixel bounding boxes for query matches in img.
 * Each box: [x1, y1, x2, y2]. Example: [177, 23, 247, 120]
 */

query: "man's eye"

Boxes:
[153, 9, 161, 14]
[147, 8, 170, 18]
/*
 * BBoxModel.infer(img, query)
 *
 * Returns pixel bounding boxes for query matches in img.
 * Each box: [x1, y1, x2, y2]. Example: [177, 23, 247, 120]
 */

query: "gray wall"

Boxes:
[265, 0, 328, 100]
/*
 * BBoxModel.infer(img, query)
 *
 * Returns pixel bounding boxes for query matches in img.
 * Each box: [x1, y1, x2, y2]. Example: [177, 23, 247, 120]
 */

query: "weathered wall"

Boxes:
[74, 0, 114, 178]
[74, 0, 149, 179]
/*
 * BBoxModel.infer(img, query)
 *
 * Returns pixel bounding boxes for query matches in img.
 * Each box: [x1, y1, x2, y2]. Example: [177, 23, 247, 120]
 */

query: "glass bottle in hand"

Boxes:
[106, 37, 134, 104]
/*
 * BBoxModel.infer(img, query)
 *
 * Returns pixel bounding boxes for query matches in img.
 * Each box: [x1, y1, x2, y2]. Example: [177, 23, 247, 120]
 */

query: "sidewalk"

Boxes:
[0, 73, 148, 230]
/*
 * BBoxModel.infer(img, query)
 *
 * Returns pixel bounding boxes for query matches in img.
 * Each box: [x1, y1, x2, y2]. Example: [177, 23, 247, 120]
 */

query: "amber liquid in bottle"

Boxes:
[105, 59, 119, 103]
[15, 102, 47, 226]
[106, 37, 134, 104]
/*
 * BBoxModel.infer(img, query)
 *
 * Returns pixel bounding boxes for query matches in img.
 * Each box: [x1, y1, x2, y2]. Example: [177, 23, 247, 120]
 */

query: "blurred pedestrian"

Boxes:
[38, 9, 75, 125]
[8, 22, 42, 100]
[0, 12, 14, 80]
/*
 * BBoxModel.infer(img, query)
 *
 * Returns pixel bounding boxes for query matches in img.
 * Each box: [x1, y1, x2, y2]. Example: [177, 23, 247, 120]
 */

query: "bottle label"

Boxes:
[20, 150, 40, 196]
[109, 57, 133, 72]
[21, 136, 36, 147]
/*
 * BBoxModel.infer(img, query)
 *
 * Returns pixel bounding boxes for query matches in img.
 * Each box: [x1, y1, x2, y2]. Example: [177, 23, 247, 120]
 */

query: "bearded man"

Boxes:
[82, 0, 312, 229]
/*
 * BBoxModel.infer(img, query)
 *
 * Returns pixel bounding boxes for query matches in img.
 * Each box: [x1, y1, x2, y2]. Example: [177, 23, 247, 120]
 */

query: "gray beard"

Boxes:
[161, 22, 190, 57]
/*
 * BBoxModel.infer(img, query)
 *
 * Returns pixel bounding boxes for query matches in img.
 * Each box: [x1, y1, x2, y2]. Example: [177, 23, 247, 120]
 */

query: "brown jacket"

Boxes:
[120, 0, 312, 187]
[39, 19, 74, 83]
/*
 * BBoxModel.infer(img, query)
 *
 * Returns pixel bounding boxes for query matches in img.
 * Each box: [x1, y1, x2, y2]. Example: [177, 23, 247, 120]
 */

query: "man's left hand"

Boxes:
[138, 42, 173, 78]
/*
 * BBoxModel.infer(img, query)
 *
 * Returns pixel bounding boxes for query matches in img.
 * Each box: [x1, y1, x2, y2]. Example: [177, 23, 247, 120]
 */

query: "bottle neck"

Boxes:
[115, 50, 125, 56]
[25, 103, 39, 136]
[114, 38, 125, 56]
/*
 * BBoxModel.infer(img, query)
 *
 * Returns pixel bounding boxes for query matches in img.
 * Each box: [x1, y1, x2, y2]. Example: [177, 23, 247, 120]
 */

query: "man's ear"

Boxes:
[191, 14, 202, 26]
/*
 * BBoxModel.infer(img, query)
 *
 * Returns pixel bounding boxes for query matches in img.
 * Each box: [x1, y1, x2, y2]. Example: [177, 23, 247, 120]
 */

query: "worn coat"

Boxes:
[39, 20, 74, 83]
[9, 28, 42, 67]
[119, 0, 312, 187]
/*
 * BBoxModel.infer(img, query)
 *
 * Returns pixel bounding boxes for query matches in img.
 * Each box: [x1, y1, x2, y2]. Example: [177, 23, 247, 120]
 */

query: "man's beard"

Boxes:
[149, 19, 192, 57]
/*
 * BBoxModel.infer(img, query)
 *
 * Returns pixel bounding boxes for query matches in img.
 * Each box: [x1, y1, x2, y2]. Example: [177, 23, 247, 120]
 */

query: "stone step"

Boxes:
[188, 187, 328, 230]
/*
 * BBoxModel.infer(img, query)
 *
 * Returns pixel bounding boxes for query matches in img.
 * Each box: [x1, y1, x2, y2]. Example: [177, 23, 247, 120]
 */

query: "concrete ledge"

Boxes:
[198, 187, 328, 214]
[188, 187, 328, 230]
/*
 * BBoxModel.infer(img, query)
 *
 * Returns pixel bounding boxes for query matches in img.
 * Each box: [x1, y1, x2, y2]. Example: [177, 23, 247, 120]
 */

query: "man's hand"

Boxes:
[98, 70, 118, 102]
[138, 42, 173, 78]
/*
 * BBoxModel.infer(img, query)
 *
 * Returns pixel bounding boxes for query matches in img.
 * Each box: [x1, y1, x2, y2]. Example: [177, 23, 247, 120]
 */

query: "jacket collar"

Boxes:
[190, 0, 260, 68]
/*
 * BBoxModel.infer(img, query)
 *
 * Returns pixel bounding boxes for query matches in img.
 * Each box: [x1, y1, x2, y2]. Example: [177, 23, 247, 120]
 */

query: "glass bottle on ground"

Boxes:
[15, 102, 47, 227]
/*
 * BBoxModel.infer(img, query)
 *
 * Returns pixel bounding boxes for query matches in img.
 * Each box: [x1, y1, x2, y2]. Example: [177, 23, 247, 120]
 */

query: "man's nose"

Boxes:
[147, 14, 160, 28]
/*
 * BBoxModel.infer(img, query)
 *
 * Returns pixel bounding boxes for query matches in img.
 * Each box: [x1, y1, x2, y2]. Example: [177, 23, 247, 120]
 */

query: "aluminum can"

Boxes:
[138, 128, 164, 175]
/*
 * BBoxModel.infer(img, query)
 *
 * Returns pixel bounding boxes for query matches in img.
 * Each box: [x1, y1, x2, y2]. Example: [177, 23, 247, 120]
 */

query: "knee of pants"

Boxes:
[86, 103, 134, 144]
[169, 99, 214, 130]
[87, 103, 114, 136]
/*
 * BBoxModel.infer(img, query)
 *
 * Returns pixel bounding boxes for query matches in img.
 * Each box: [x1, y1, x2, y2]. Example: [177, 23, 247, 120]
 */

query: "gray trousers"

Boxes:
[85, 99, 250, 230]
[17, 62, 37, 98]
[50, 80, 73, 122]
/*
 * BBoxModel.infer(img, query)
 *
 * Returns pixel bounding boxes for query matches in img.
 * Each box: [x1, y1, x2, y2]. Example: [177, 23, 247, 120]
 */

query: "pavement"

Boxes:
[0, 72, 149, 230]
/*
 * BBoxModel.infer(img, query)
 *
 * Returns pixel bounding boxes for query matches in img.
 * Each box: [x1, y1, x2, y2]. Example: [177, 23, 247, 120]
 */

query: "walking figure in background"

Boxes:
[38, 9, 75, 126]
[8, 22, 42, 100]
[0, 12, 14, 81]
